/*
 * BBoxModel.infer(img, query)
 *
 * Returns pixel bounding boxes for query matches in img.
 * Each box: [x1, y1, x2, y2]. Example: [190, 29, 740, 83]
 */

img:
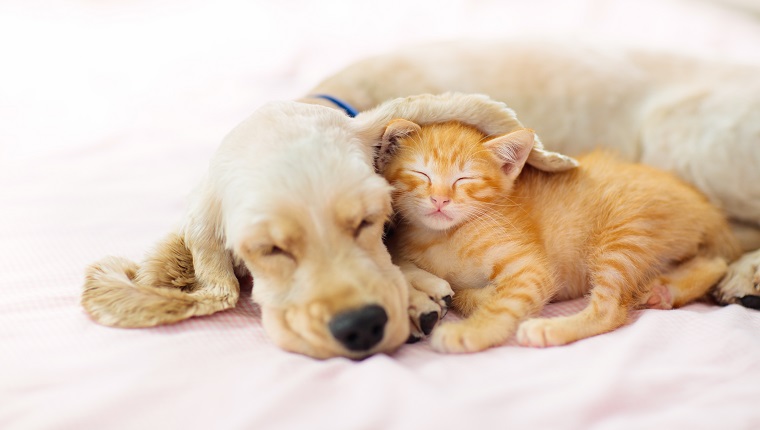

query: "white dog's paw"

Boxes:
[401, 263, 453, 343]
[407, 287, 445, 342]
[713, 249, 760, 309]
[404, 264, 454, 310]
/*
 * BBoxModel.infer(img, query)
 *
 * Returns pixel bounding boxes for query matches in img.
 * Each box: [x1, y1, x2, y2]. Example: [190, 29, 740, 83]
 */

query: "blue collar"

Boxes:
[311, 94, 359, 117]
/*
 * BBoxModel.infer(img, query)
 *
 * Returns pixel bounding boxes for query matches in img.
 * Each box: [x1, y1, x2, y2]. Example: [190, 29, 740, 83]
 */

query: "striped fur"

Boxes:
[382, 121, 741, 353]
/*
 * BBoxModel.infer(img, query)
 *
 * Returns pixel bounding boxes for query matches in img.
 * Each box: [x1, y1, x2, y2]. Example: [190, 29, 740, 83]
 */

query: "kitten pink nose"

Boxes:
[431, 196, 450, 209]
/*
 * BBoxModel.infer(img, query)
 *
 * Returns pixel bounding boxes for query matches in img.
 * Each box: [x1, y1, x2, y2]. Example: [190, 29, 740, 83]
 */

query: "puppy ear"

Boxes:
[180, 182, 241, 310]
[375, 119, 421, 172]
[483, 129, 536, 180]
[356, 93, 578, 172]
[527, 136, 579, 172]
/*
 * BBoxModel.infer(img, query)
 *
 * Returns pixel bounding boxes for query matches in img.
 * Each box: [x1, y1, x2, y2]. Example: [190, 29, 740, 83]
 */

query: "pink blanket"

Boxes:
[3, 0, 760, 428]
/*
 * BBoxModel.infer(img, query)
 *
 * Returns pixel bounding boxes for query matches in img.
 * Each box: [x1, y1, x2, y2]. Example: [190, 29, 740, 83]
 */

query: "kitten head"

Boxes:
[380, 119, 535, 231]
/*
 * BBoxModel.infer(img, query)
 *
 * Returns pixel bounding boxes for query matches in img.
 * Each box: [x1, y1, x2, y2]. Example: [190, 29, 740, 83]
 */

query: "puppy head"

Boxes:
[214, 102, 410, 359]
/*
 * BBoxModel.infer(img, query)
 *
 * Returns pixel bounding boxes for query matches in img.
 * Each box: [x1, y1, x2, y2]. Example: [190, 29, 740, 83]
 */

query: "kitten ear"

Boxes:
[483, 129, 536, 179]
[376, 119, 422, 172]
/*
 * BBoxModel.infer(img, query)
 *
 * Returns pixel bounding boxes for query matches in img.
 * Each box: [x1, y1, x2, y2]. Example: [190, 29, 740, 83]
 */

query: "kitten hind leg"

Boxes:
[517, 258, 641, 347]
[517, 287, 632, 347]
[641, 256, 728, 309]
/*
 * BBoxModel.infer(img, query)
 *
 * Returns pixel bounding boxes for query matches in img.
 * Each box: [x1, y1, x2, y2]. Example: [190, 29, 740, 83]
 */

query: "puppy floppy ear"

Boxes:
[527, 137, 579, 172]
[375, 119, 422, 172]
[81, 181, 241, 328]
[483, 129, 536, 180]
[356, 93, 578, 172]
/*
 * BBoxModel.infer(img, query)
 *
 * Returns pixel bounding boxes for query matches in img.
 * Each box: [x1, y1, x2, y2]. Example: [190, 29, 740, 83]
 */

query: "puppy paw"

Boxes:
[402, 264, 453, 341]
[517, 318, 569, 347]
[429, 321, 501, 353]
[713, 249, 760, 309]
[407, 287, 445, 342]
[405, 267, 454, 314]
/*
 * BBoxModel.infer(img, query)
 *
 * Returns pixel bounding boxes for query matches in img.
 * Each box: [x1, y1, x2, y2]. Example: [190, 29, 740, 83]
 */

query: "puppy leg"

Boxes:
[731, 222, 760, 253]
[399, 262, 453, 342]
[714, 249, 760, 309]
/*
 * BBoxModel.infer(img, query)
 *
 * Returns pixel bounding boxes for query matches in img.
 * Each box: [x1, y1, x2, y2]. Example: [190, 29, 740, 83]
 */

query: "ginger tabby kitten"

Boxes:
[379, 120, 741, 353]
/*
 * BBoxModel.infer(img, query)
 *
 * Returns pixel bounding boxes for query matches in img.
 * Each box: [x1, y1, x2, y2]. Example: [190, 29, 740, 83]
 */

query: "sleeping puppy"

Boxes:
[81, 93, 576, 359]
[303, 39, 760, 309]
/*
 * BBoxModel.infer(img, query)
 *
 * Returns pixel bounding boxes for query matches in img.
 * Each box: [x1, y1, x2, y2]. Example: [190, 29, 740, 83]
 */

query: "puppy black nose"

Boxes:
[329, 304, 388, 351]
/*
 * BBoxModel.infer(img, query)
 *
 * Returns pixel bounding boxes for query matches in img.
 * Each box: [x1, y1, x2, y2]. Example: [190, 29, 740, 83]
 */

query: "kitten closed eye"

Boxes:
[408, 170, 431, 183]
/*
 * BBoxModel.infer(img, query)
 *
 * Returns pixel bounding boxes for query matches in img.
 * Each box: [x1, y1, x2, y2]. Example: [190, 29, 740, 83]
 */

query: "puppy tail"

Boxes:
[81, 233, 227, 327]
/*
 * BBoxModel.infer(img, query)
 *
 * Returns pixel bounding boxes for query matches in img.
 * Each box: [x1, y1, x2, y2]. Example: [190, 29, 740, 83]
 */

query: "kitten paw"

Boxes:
[713, 249, 760, 309]
[429, 321, 499, 353]
[642, 280, 674, 310]
[517, 318, 569, 347]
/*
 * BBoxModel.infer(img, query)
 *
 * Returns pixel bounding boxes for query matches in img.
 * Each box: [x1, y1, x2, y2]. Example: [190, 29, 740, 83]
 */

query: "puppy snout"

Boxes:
[329, 304, 388, 352]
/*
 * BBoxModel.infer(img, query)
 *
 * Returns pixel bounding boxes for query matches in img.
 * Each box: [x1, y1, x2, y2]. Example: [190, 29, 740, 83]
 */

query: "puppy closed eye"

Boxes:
[354, 218, 375, 238]
[262, 245, 295, 260]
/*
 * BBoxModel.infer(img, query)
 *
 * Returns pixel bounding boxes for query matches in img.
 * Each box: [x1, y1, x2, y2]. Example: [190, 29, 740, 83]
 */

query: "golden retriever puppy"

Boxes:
[82, 93, 577, 359]
[303, 39, 760, 308]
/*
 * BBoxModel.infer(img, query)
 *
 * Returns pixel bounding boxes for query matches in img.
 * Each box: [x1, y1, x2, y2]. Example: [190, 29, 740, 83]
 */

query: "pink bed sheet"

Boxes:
[3, 0, 760, 429]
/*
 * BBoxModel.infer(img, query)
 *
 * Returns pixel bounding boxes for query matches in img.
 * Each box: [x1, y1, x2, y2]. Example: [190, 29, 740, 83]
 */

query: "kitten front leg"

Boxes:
[399, 261, 454, 341]
[713, 249, 760, 309]
[431, 280, 547, 353]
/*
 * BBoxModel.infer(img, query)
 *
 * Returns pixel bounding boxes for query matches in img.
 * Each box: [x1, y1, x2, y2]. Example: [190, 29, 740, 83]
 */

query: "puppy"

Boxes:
[82, 93, 576, 359]
[303, 39, 760, 308]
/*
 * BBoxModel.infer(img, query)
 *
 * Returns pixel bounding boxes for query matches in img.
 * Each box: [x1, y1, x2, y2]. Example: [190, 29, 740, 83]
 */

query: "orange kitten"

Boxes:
[380, 120, 741, 353]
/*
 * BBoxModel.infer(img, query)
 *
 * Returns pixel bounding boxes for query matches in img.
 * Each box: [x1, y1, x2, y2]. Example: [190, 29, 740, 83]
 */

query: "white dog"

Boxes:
[303, 39, 760, 308]
[82, 93, 575, 359]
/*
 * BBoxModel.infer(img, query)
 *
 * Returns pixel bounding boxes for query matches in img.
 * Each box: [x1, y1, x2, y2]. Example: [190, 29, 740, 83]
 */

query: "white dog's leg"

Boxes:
[731, 222, 760, 253]
[399, 261, 454, 342]
[714, 249, 760, 309]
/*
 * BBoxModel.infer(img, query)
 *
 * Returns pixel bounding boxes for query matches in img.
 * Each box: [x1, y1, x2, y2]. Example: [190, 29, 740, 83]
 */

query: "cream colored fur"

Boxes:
[82, 93, 574, 359]
[305, 39, 760, 306]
